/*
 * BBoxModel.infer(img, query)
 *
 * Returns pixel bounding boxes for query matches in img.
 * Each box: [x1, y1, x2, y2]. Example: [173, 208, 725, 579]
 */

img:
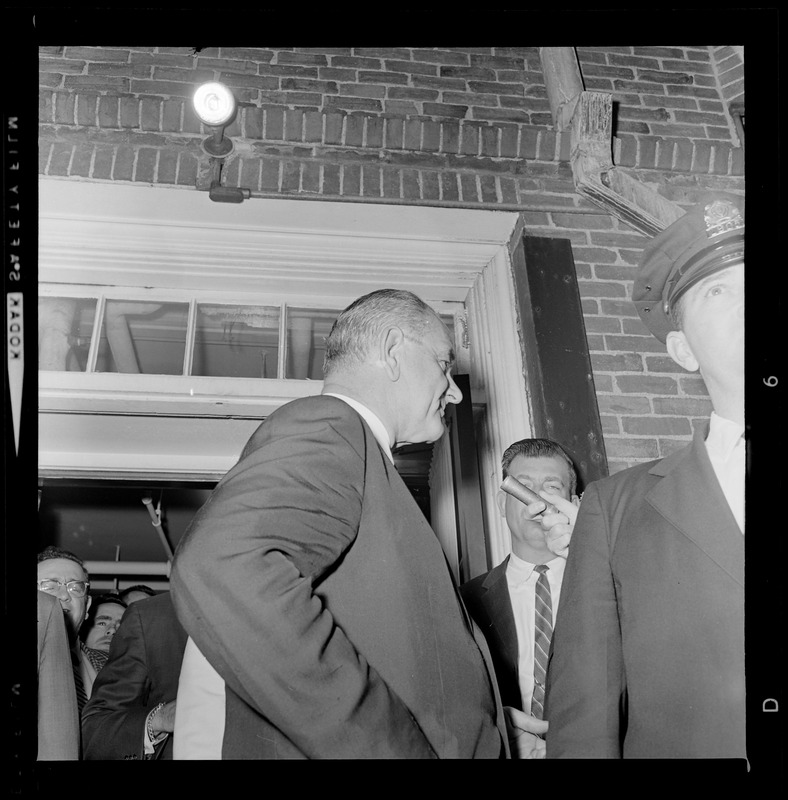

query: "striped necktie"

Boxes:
[531, 564, 553, 719]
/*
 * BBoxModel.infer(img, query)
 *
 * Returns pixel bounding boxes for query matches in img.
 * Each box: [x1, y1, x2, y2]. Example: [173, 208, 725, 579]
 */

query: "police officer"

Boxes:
[544, 194, 746, 759]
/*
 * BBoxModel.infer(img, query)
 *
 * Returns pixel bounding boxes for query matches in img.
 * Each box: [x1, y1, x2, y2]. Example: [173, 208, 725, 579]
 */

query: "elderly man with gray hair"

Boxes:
[171, 288, 532, 759]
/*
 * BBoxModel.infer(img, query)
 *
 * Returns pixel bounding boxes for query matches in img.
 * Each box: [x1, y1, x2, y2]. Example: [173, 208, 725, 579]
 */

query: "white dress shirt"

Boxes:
[705, 411, 745, 533]
[506, 552, 566, 713]
[173, 394, 393, 759]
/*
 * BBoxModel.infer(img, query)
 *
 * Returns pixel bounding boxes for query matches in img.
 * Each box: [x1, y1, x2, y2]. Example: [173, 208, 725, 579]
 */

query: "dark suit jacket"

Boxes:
[37, 590, 79, 760]
[545, 423, 745, 759]
[460, 557, 523, 711]
[81, 592, 188, 760]
[171, 394, 507, 759]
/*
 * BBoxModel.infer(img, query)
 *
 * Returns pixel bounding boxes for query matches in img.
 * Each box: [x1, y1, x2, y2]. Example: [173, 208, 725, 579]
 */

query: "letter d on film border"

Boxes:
[7, 292, 23, 455]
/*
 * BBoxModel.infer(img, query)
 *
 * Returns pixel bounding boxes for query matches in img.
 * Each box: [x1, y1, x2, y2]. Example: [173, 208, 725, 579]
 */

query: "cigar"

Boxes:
[501, 475, 559, 514]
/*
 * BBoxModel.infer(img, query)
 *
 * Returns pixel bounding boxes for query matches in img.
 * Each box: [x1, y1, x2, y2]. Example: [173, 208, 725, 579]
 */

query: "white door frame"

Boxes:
[38, 178, 536, 567]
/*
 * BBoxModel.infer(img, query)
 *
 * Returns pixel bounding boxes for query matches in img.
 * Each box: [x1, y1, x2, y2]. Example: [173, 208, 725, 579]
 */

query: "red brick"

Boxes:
[381, 166, 401, 199]
[264, 107, 285, 141]
[460, 124, 480, 155]
[440, 171, 459, 202]
[281, 160, 300, 191]
[260, 158, 280, 191]
[605, 335, 667, 354]
[403, 119, 421, 150]
[140, 97, 161, 131]
[679, 376, 709, 396]
[285, 109, 304, 142]
[361, 165, 381, 197]
[134, 148, 157, 182]
[345, 114, 364, 147]
[616, 375, 678, 395]
[342, 163, 361, 196]
[605, 437, 660, 459]
[302, 161, 320, 193]
[584, 316, 621, 334]
[577, 281, 628, 298]
[384, 118, 403, 150]
[322, 163, 340, 195]
[459, 173, 479, 203]
[499, 177, 518, 205]
[92, 145, 114, 179]
[47, 142, 72, 175]
[176, 152, 198, 186]
[158, 150, 178, 184]
[402, 169, 421, 200]
[591, 352, 644, 372]
[113, 146, 135, 180]
[70, 146, 92, 177]
[421, 170, 440, 200]
[652, 397, 713, 416]
[479, 175, 498, 204]
[366, 116, 384, 149]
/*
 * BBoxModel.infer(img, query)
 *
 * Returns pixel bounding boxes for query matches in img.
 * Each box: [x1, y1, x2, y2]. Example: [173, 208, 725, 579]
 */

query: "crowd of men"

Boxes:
[36, 194, 746, 761]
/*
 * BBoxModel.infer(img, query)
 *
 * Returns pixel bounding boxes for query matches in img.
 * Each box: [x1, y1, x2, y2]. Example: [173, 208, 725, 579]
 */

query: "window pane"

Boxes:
[97, 300, 189, 375]
[285, 308, 338, 380]
[39, 297, 97, 372]
[192, 304, 280, 379]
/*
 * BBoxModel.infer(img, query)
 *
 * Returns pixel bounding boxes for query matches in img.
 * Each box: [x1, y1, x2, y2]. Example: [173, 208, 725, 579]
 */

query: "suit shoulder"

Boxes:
[460, 570, 491, 597]
[584, 454, 667, 497]
[243, 395, 365, 457]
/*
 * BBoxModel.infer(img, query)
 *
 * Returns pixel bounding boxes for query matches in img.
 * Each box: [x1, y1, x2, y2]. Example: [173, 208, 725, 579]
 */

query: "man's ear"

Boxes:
[665, 330, 699, 373]
[496, 489, 508, 517]
[381, 326, 406, 381]
[570, 494, 581, 507]
[84, 594, 92, 618]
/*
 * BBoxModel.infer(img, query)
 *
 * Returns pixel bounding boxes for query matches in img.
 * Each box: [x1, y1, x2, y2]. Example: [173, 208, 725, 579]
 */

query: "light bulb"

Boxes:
[193, 82, 236, 127]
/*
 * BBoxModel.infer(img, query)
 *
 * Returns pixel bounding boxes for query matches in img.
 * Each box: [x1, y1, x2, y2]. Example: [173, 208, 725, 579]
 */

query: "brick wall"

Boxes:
[38, 45, 745, 473]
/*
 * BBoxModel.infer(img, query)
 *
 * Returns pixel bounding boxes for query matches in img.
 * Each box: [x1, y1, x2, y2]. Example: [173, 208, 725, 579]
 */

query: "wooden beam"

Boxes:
[539, 47, 584, 131]
[569, 91, 685, 235]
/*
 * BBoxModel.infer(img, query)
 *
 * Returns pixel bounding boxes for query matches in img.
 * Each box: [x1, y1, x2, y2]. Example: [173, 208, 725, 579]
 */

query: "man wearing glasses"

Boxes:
[37, 546, 97, 713]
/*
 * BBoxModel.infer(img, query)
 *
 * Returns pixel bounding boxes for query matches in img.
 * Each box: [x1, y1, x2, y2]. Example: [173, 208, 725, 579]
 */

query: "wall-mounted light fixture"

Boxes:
[193, 81, 237, 157]
[192, 81, 251, 203]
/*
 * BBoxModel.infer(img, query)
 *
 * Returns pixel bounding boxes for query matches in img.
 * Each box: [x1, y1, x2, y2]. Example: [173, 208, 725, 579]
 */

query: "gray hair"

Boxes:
[322, 289, 438, 376]
[501, 438, 578, 496]
[37, 545, 89, 581]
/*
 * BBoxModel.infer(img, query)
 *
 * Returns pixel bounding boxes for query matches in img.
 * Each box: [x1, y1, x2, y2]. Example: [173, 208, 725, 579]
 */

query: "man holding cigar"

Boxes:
[461, 438, 580, 758]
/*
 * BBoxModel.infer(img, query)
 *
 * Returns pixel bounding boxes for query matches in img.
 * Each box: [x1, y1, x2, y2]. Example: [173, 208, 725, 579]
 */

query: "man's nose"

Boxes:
[445, 373, 463, 405]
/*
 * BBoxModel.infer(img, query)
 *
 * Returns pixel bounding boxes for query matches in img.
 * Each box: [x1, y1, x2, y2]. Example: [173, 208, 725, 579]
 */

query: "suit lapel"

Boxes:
[479, 559, 519, 668]
[646, 425, 743, 587]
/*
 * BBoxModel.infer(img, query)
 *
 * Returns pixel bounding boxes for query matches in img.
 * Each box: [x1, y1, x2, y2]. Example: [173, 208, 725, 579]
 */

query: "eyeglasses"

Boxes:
[37, 579, 90, 598]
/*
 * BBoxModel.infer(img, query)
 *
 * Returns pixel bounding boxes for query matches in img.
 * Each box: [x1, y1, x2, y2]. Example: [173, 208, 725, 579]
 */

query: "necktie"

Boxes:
[531, 564, 552, 719]
[70, 644, 88, 713]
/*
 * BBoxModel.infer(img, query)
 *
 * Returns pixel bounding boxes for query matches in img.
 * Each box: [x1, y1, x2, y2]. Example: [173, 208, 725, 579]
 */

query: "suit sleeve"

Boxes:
[81, 605, 156, 760]
[544, 481, 625, 758]
[170, 408, 437, 759]
[37, 591, 79, 760]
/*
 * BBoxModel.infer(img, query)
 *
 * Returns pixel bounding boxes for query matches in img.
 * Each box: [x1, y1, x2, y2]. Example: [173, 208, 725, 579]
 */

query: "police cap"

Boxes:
[633, 193, 744, 342]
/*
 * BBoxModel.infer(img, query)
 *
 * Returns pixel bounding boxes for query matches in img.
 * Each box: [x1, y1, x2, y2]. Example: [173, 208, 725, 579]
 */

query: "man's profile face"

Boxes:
[84, 602, 125, 653]
[396, 315, 463, 445]
[122, 590, 152, 605]
[671, 262, 744, 384]
[37, 557, 91, 637]
[499, 454, 578, 561]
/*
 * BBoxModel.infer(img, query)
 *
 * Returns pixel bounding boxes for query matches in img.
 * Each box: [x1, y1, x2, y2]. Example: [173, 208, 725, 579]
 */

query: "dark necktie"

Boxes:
[531, 564, 553, 719]
[70, 644, 88, 713]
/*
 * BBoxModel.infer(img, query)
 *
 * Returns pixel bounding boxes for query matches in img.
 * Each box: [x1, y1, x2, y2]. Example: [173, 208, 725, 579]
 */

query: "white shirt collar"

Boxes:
[506, 551, 565, 586]
[706, 411, 745, 462]
[323, 393, 394, 463]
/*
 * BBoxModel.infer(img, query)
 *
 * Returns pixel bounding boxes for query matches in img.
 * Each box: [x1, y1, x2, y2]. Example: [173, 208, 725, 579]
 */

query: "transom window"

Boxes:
[39, 287, 458, 381]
